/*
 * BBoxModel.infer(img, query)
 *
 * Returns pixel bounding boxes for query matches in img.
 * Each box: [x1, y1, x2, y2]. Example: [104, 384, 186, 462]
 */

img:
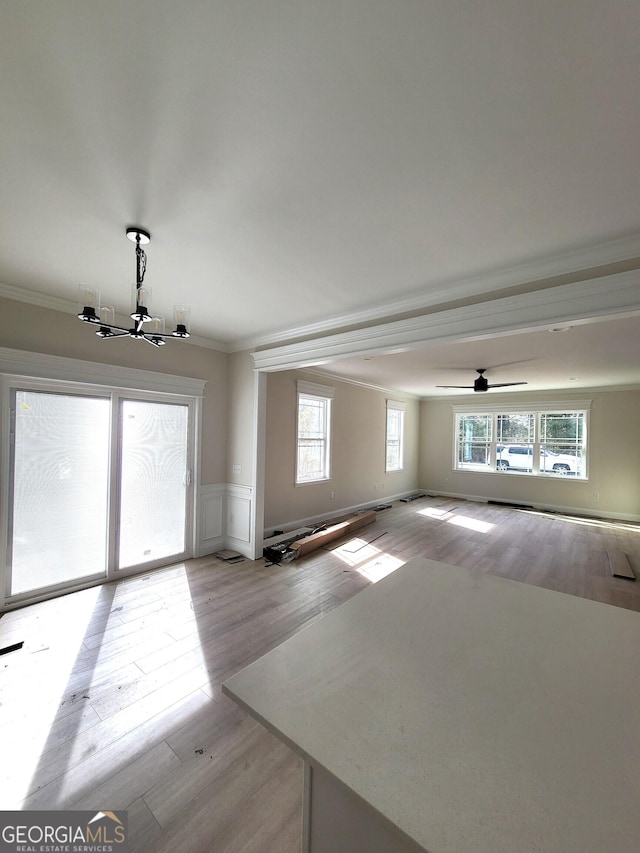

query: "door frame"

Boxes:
[0, 350, 204, 611]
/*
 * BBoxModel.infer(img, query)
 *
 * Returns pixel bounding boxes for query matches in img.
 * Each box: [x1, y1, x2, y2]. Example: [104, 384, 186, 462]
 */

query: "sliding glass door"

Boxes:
[9, 390, 111, 596]
[118, 399, 190, 570]
[6, 386, 194, 603]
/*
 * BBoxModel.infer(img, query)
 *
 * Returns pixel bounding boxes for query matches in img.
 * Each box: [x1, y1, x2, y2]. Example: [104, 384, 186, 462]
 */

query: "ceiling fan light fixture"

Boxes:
[77, 228, 191, 346]
[436, 368, 528, 392]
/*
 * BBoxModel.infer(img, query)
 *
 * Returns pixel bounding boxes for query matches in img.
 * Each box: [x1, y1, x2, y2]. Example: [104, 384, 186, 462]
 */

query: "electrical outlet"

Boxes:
[593, 491, 599, 500]
[232, 464, 241, 474]
[330, 491, 335, 500]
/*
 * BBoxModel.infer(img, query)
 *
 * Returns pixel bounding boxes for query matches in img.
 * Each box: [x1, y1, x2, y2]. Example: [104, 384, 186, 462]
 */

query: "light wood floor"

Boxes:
[2, 496, 640, 852]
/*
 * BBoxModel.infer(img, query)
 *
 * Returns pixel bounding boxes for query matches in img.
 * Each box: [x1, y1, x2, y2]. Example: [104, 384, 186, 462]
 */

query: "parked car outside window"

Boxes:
[496, 445, 581, 475]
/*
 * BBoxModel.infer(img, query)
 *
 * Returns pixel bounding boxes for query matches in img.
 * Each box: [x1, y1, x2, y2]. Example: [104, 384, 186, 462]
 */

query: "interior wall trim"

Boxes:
[265, 490, 419, 538]
[238, 233, 640, 351]
[0, 346, 207, 397]
[252, 270, 640, 373]
[423, 490, 640, 525]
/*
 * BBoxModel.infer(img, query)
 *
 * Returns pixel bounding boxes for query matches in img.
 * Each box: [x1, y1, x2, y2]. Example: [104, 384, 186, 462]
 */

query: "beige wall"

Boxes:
[6, 297, 637, 532]
[0, 297, 228, 484]
[264, 370, 419, 530]
[418, 389, 640, 520]
[227, 349, 257, 486]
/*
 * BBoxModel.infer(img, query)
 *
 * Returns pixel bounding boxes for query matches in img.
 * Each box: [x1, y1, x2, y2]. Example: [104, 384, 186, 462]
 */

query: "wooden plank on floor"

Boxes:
[607, 549, 636, 580]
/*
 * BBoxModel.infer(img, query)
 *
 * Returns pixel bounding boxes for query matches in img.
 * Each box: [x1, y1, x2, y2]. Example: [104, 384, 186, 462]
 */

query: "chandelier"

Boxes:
[77, 227, 190, 346]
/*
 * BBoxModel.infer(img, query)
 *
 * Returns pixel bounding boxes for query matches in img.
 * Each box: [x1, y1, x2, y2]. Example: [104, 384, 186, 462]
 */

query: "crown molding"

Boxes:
[449, 399, 593, 413]
[301, 367, 420, 400]
[3, 231, 640, 356]
[236, 233, 640, 351]
[0, 282, 231, 352]
[252, 269, 640, 372]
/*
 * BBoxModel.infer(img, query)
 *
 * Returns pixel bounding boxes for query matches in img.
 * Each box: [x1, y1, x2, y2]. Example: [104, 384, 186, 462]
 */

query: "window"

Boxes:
[454, 404, 588, 479]
[296, 381, 333, 484]
[386, 400, 406, 472]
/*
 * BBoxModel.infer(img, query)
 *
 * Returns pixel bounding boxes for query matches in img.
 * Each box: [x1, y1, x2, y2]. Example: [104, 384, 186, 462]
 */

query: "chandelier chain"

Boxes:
[136, 241, 147, 287]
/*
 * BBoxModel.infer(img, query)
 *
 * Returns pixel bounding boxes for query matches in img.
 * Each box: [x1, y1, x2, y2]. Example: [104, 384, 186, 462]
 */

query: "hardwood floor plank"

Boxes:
[147, 732, 298, 853]
[14, 689, 213, 809]
[70, 740, 183, 811]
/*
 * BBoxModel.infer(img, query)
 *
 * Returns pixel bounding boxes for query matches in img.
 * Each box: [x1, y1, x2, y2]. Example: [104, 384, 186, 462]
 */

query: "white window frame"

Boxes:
[296, 380, 334, 485]
[386, 400, 406, 472]
[452, 401, 590, 480]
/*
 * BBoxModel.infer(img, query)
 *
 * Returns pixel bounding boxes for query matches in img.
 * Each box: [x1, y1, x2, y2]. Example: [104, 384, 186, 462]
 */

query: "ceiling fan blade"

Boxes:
[435, 385, 475, 389]
[486, 382, 528, 388]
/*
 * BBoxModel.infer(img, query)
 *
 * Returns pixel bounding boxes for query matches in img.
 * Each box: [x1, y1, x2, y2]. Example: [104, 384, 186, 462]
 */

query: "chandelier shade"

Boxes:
[77, 227, 190, 347]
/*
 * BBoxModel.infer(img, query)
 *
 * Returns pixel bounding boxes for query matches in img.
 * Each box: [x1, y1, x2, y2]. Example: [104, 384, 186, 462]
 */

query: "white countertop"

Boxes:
[222, 558, 640, 853]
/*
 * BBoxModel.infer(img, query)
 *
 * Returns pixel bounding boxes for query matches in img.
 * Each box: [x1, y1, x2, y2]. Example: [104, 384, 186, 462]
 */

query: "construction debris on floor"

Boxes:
[214, 549, 245, 564]
[263, 510, 377, 565]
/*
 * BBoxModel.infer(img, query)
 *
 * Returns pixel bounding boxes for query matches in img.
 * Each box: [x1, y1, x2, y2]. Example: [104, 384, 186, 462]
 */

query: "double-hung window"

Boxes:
[454, 402, 589, 479]
[386, 400, 406, 472]
[296, 381, 333, 484]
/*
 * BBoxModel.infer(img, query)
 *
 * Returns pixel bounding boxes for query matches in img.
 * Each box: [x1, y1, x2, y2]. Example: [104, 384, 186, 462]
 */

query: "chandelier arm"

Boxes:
[102, 322, 131, 334]
[142, 334, 164, 347]
[100, 331, 130, 340]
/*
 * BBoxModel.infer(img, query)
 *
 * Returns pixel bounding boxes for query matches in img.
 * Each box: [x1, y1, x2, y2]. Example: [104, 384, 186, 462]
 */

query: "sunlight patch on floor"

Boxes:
[0, 585, 104, 806]
[357, 554, 405, 583]
[331, 537, 405, 582]
[331, 538, 382, 567]
[1, 566, 209, 807]
[446, 515, 495, 534]
[417, 507, 495, 534]
[417, 507, 453, 520]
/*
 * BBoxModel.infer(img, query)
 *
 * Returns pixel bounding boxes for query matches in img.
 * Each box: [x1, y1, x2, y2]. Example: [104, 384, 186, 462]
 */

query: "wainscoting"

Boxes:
[198, 483, 254, 558]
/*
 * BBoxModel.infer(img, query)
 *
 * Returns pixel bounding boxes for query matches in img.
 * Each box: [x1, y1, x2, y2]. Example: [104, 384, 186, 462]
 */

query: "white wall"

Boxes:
[264, 370, 419, 531]
[418, 389, 640, 520]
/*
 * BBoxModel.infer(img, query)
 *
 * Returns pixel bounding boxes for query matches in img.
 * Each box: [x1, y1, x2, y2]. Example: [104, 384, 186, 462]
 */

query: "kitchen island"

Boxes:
[222, 558, 640, 852]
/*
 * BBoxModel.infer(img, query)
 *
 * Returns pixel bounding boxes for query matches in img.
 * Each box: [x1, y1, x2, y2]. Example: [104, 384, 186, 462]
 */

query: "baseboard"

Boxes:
[422, 490, 640, 524]
[265, 490, 419, 538]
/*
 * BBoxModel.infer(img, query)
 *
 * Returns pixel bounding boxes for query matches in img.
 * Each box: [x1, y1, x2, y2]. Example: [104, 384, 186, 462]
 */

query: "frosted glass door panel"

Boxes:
[10, 391, 110, 596]
[118, 400, 189, 569]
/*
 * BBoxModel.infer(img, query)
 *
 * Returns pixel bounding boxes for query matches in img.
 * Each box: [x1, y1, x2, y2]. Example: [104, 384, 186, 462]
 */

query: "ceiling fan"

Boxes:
[436, 369, 528, 393]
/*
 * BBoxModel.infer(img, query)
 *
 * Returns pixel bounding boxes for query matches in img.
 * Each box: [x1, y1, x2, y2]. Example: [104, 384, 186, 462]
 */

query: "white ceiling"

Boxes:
[314, 314, 640, 397]
[1, 1, 639, 396]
